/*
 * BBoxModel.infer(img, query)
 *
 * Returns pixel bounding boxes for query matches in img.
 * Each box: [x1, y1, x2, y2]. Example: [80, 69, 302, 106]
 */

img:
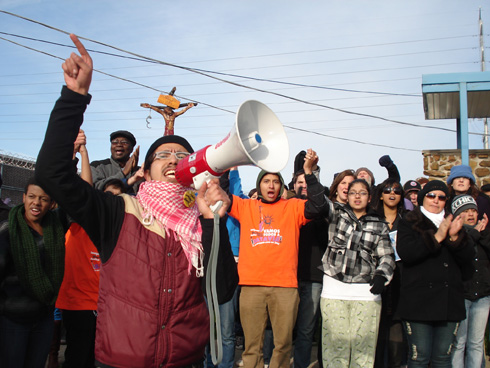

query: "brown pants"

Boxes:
[240, 286, 299, 368]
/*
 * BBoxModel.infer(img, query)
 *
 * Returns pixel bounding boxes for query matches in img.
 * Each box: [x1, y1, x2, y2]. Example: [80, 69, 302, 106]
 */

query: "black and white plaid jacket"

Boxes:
[321, 199, 395, 284]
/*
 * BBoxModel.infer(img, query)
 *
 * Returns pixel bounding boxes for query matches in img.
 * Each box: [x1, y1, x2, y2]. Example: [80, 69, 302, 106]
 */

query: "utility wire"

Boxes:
[0, 33, 485, 138]
[0, 35, 233, 113]
[1, 9, 487, 149]
[0, 31, 423, 97]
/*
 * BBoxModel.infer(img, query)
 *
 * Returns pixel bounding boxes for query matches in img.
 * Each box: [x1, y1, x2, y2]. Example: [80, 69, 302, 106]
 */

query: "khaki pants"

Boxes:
[320, 298, 381, 368]
[240, 286, 299, 368]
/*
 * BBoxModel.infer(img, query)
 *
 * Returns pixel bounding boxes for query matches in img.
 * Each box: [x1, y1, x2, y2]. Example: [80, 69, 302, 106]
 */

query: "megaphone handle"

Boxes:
[192, 171, 223, 213]
[210, 200, 223, 214]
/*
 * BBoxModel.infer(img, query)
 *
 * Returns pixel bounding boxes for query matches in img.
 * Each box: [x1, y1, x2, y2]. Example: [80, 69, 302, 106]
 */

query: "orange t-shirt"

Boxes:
[229, 196, 309, 288]
[56, 223, 101, 310]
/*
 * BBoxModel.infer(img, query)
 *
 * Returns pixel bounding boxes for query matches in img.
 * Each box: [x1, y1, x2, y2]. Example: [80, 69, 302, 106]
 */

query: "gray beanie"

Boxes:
[451, 194, 478, 217]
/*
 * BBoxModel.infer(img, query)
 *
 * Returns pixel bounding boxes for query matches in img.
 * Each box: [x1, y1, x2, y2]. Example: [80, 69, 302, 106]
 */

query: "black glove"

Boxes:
[378, 155, 393, 168]
[369, 275, 387, 295]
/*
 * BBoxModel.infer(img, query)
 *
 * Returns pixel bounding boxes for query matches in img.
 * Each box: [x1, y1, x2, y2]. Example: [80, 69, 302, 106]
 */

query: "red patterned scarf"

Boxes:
[136, 180, 203, 276]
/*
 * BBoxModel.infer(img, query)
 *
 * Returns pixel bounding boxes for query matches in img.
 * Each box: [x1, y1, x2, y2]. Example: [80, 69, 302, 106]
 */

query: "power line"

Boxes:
[0, 9, 487, 146]
[0, 33, 486, 138]
[0, 31, 426, 97]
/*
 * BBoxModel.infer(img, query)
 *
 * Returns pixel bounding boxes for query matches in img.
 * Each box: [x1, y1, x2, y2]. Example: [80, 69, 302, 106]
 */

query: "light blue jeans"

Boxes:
[293, 281, 322, 368]
[451, 296, 490, 368]
[206, 287, 239, 368]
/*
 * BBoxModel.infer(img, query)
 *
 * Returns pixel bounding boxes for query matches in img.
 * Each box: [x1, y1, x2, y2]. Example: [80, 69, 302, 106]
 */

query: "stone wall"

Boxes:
[422, 149, 490, 187]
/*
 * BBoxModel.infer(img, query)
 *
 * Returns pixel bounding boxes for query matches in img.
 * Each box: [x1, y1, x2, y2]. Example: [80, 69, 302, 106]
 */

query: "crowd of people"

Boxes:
[1, 34, 490, 368]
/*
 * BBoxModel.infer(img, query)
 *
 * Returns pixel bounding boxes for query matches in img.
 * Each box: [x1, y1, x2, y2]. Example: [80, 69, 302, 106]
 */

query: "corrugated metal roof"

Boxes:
[423, 90, 490, 120]
[422, 71, 490, 120]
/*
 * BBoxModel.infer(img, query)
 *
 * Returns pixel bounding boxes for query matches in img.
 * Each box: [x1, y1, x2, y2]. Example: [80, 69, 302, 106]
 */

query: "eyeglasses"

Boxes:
[347, 191, 369, 197]
[382, 187, 402, 195]
[425, 193, 447, 201]
[154, 150, 190, 161]
[111, 139, 131, 146]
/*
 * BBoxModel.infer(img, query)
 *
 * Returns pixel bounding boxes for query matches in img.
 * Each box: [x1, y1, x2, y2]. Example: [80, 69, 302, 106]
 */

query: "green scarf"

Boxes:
[8, 204, 65, 306]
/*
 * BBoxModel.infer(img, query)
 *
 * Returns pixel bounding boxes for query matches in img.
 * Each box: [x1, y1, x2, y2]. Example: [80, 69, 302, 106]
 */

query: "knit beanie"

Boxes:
[481, 184, 490, 193]
[417, 180, 449, 206]
[144, 135, 194, 164]
[355, 167, 375, 186]
[447, 165, 475, 185]
[451, 194, 478, 217]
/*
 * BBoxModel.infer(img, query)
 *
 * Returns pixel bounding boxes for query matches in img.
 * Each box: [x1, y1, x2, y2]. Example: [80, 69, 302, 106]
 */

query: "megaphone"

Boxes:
[175, 100, 289, 189]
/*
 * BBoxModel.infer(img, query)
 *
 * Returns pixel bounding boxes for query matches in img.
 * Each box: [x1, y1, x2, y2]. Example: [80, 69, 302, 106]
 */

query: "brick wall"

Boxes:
[422, 149, 490, 187]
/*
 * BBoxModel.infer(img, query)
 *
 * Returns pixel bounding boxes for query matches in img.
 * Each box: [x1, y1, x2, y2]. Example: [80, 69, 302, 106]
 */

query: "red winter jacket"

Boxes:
[95, 196, 209, 367]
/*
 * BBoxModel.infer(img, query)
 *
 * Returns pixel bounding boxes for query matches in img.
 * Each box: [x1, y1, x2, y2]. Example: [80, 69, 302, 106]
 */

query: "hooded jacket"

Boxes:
[228, 170, 328, 288]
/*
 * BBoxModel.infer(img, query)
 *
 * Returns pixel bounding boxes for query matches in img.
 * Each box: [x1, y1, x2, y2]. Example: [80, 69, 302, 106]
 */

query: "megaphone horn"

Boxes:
[175, 100, 289, 189]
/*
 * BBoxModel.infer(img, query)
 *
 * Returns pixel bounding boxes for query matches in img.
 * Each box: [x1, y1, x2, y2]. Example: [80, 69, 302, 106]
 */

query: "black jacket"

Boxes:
[397, 207, 474, 322]
[297, 216, 328, 284]
[463, 227, 490, 301]
[35, 86, 237, 305]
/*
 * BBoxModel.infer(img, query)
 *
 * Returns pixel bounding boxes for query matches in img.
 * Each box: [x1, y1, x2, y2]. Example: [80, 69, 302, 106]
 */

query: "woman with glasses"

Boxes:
[371, 179, 408, 368]
[397, 180, 474, 368]
[320, 178, 395, 367]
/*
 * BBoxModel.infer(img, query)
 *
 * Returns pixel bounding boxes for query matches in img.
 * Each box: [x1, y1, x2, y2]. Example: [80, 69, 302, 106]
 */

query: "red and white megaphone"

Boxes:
[175, 100, 289, 189]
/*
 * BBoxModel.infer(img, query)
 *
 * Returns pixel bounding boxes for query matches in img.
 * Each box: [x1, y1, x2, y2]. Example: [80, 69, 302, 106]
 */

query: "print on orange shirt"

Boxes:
[91, 251, 101, 272]
[250, 205, 283, 246]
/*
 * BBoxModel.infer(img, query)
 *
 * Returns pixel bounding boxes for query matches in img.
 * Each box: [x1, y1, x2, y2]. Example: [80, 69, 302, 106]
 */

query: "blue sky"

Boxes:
[0, 1, 488, 192]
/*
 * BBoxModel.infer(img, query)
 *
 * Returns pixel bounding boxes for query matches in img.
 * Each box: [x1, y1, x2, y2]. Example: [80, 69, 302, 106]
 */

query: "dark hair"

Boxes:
[24, 177, 45, 194]
[23, 177, 53, 201]
[248, 188, 257, 198]
[371, 178, 405, 217]
[447, 181, 480, 200]
[103, 179, 126, 193]
[292, 169, 305, 185]
[328, 169, 355, 201]
[348, 178, 371, 194]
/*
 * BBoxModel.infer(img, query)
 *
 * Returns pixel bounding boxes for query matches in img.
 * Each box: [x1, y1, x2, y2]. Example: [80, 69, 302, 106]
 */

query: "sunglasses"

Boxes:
[382, 187, 402, 195]
[425, 193, 447, 201]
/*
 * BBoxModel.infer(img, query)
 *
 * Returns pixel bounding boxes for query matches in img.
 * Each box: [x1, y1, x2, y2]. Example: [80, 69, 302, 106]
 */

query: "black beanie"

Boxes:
[417, 180, 449, 206]
[144, 135, 194, 164]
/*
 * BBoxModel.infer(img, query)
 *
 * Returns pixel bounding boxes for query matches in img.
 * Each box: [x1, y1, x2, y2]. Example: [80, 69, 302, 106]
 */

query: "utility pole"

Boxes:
[480, 7, 488, 148]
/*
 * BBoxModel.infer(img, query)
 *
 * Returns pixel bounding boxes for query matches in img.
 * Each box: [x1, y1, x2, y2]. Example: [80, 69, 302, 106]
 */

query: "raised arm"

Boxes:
[73, 129, 93, 186]
[379, 155, 400, 182]
[303, 148, 328, 219]
[36, 35, 124, 261]
[62, 34, 93, 96]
